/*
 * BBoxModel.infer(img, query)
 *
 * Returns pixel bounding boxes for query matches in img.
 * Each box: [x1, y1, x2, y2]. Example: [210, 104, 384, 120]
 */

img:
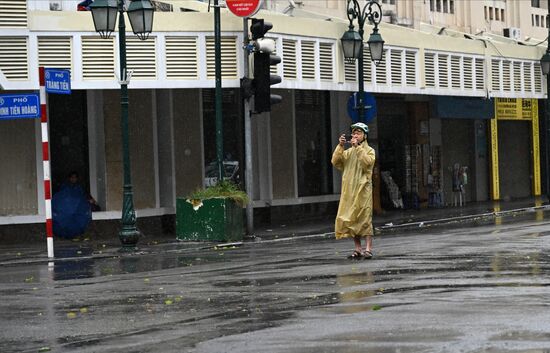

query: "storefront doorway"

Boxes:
[48, 90, 90, 195]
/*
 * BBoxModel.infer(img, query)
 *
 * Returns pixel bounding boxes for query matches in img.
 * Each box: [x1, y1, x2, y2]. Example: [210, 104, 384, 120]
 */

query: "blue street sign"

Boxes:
[0, 93, 40, 120]
[45, 68, 71, 94]
[347, 92, 377, 123]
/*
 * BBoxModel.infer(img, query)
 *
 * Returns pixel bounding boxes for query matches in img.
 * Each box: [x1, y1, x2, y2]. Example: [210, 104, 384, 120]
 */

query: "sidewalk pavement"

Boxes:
[252, 196, 550, 240]
[1, 197, 548, 266]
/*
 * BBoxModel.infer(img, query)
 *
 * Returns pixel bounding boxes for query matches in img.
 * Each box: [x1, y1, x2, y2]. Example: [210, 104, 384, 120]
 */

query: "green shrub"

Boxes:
[187, 181, 249, 207]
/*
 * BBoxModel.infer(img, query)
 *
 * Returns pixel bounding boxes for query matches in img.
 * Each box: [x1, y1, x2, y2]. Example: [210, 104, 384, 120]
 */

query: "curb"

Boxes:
[1, 205, 548, 266]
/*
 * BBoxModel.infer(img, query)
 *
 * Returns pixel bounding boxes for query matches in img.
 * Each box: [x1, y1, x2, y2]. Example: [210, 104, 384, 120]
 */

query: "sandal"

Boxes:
[347, 250, 363, 260]
[362, 250, 373, 259]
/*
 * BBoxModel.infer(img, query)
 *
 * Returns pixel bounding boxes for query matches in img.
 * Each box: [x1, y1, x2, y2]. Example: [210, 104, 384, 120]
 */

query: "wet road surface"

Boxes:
[1, 214, 550, 353]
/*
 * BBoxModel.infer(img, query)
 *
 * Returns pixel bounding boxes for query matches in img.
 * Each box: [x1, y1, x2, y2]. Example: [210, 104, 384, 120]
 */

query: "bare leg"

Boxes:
[353, 236, 362, 252]
[365, 235, 372, 253]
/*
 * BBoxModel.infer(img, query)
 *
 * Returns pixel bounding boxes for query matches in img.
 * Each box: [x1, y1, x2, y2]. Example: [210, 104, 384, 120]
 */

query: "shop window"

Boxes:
[495, 8, 499, 21]
[450, 0, 454, 14]
[430, 0, 434, 12]
[436, 0, 441, 12]
[202, 89, 244, 188]
[295, 90, 333, 197]
[485, 6, 488, 20]
[489, 7, 493, 21]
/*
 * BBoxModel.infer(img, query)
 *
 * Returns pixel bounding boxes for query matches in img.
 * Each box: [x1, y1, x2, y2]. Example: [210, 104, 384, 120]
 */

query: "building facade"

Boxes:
[0, 0, 546, 232]
[273, 0, 549, 43]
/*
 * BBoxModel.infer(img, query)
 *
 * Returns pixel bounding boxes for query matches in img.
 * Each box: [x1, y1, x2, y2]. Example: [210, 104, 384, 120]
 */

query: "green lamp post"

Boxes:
[90, 0, 154, 250]
[340, 0, 384, 123]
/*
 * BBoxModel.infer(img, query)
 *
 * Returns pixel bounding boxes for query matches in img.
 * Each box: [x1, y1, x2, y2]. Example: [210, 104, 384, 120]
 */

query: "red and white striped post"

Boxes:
[39, 67, 54, 258]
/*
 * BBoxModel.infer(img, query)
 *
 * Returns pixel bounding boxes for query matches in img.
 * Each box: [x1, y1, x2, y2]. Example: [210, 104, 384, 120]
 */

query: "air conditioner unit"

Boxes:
[503, 27, 521, 40]
[49, 1, 62, 11]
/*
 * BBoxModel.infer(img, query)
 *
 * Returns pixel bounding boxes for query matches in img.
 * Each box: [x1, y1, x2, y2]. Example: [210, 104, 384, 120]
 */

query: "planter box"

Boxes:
[176, 198, 244, 242]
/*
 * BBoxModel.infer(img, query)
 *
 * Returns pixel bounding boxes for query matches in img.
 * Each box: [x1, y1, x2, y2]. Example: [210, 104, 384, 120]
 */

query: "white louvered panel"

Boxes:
[82, 36, 115, 80]
[523, 62, 533, 92]
[165, 36, 198, 79]
[0, 0, 27, 28]
[38, 36, 72, 71]
[513, 61, 522, 92]
[491, 59, 501, 91]
[475, 58, 484, 90]
[301, 41, 315, 80]
[450, 55, 461, 89]
[319, 42, 333, 81]
[438, 54, 449, 88]
[375, 49, 387, 85]
[344, 60, 356, 82]
[362, 46, 372, 83]
[269, 37, 278, 75]
[405, 50, 416, 86]
[126, 36, 157, 79]
[502, 60, 511, 91]
[425, 52, 435, 87]
[0, 36, 28, 80]
[534, 63, 542, 93]
[390, 49, 402, 85]
[463, 57, 473, 90]
[206, 36, 238, 79]
[282, 39, 297, 79]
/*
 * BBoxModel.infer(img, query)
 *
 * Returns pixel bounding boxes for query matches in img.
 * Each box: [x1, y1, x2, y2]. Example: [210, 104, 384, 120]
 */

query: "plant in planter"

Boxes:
[176, 181, 249, 242]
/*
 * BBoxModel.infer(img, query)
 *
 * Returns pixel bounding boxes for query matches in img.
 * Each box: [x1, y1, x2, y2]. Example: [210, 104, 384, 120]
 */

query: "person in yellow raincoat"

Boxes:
[331, 122, 376, 259]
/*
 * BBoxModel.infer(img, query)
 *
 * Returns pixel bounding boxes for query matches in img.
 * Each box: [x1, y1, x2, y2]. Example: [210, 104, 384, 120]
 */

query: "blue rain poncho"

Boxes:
[52, 183, 91, 239]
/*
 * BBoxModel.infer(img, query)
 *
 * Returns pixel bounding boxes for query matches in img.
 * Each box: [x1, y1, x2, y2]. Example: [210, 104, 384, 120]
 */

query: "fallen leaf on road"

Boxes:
[67, 312, 77, 319]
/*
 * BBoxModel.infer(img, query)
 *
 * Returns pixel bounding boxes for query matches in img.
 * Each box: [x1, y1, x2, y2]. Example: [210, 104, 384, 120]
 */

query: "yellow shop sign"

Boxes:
[495, 98, 536, 120]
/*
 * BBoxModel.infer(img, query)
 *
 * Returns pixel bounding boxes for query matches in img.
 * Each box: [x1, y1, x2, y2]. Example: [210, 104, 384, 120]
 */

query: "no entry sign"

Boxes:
[226, 0, 261, 17]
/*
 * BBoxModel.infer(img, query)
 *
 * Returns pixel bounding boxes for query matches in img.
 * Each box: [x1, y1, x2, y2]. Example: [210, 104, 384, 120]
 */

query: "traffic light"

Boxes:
[249, 18, 282, 113]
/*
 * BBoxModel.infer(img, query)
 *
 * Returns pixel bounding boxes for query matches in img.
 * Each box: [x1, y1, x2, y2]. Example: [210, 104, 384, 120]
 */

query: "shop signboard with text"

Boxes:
[495, 98, 536, 120]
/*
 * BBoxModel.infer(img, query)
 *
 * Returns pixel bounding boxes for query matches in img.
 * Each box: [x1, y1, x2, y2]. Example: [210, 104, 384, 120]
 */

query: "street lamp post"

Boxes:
[340, 0, 384, 122]
[90, 0, 154, 250]
[541, 0, 550, 202]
